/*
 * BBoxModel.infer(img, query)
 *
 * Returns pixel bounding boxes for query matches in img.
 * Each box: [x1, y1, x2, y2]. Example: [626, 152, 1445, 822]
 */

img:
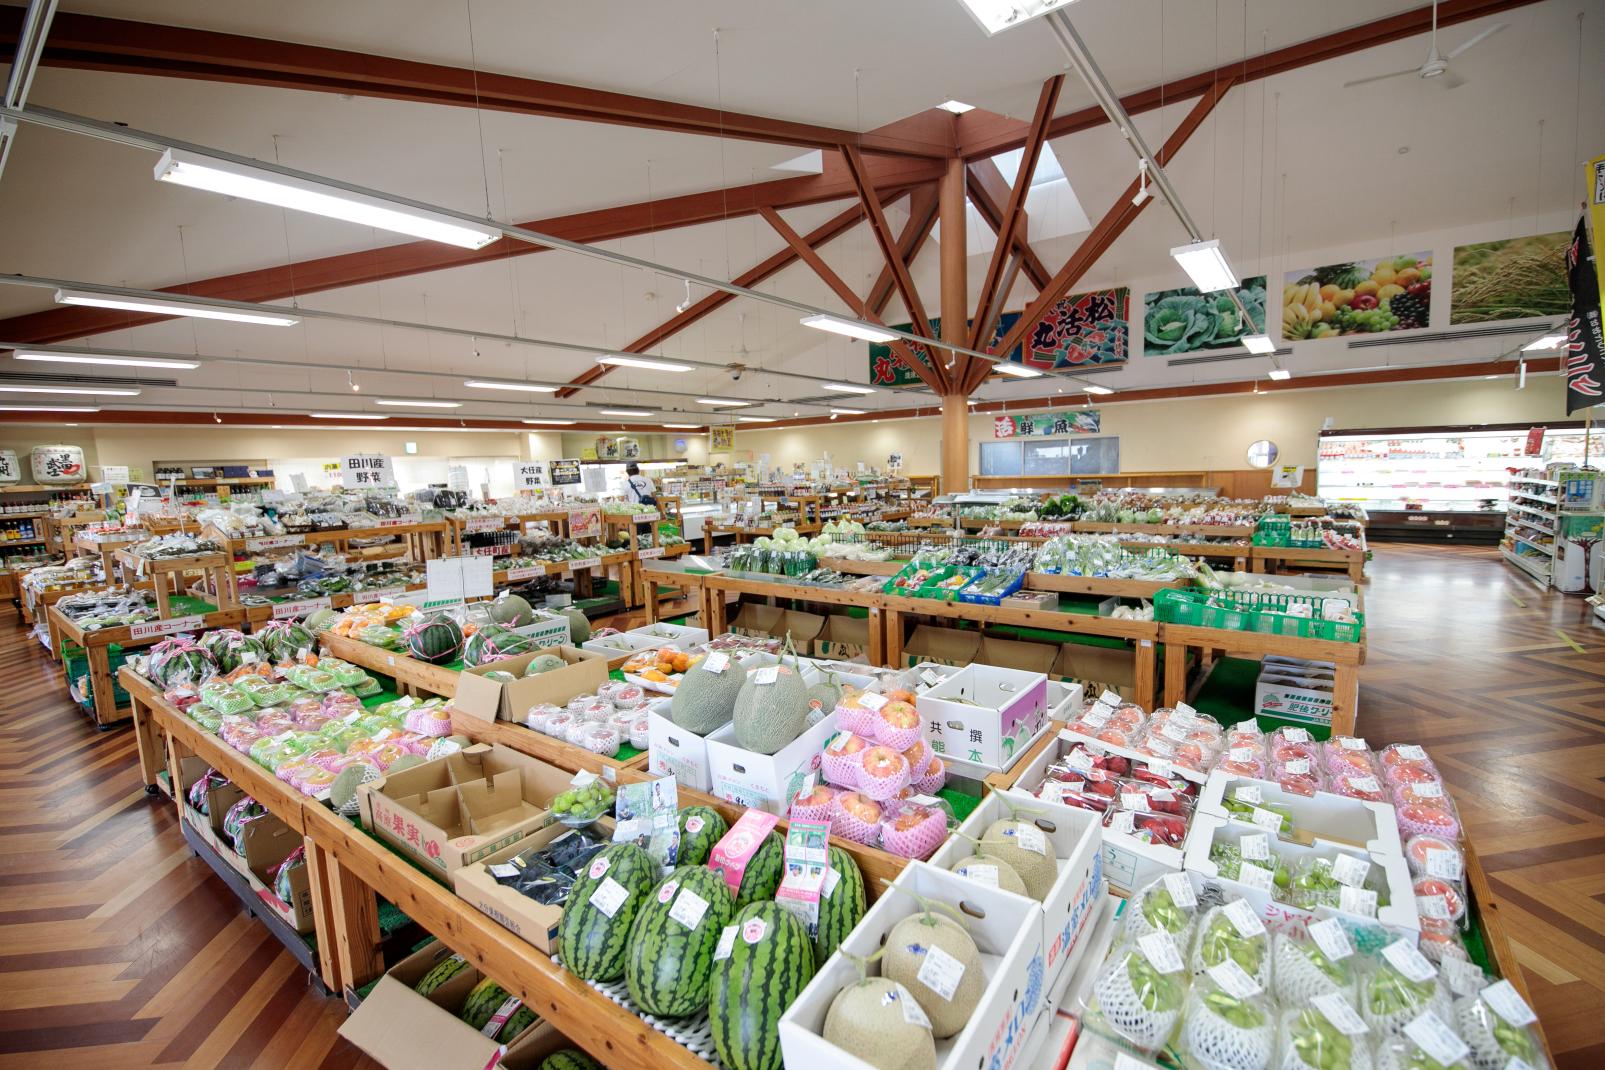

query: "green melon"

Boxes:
[670, 656, 744, 735]
[556, 843, 657, 982]
[488, 593, 534, 627]
[815, 845, 866, 966]
[731, 663, 810, 755]
[676, 806, 728, 866]
[709, 902, 816, 1070]
[626, 865, 736, 1017]
[524, 653, 566, 676]
[412, 952, 470, 997]
[561, 606, 592, 644]
[303, 607, 340, 634]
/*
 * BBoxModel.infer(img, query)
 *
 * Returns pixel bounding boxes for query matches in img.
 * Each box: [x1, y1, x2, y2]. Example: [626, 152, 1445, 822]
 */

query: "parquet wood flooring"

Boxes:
[1, 549, 1601, 1067]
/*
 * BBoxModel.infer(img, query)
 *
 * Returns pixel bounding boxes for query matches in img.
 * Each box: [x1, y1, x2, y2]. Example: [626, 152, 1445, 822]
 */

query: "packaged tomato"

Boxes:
[1327, 770, 1385, 801]
[1105, 806, 1187, 848]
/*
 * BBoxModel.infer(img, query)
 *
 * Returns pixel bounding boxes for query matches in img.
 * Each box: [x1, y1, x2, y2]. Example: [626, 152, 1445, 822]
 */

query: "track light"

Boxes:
[1131, 159, 1151, 206]
[953, 0, 1083, 35]
[675, 279, 693, 314]
[348, 370, 359, 392]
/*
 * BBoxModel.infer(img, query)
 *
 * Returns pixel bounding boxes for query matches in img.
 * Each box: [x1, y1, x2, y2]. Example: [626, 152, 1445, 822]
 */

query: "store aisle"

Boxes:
[0, 547, 1600, 1068]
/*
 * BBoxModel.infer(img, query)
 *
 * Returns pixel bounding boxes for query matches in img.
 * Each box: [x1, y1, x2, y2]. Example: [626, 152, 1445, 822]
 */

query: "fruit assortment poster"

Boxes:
[1449, 231, 1570, 325]
[1281, 253, 1432, 340]
[1143, 277, 1267, 355]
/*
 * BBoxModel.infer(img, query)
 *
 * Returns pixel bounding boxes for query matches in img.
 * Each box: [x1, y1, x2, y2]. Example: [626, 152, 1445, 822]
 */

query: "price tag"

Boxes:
[1283, 727, 1312, 743]
[1416, 893, 1451, 920]
[588, 876, 630, 918]
[271, 597, 331, 620]
[1382, 939, 1438, 983]
[754, 666, 779, 686]
[1162, 873, 1197, 908]
[504, 566, 543, 581]
[713, 925, 737, 961]
[1233, 784, 1262, 805]
[703, 652, 729, 674]
[1228, 747, 1258, 763]
[1208, 959, 1263, 998]
[1137, 931, 1184, 974]
[463, 515, 504, 533]
[1236, 862, 1275, 892]
[1312, 993, 1369, 1036]
[859, 690, 888, 711]
[1145, 756, 1173, 779]
[1424, 848, 1463, 881]
[915, 944, 968, 1000]
[919, 668, 941, 687]
[353, 585, 406, 604]
[1395, 744, 1428, 761]
[1064, 748, 1095, 774]
[1410, 780, 1444, 798]
[1330, 853, 1371, 888]
[958, 862, 999, 888]
[1011, 823, 1047, 855]
[1223, 898, 1266, 937]
[1309, 918, 1354, 961]
[1106, 810, 1135, 835]
[1173, 701, 1198, 721]
[1119, 791, 1148, 812]
[489, 863, 519, 879]
[1098, 690, 1123, 706]
[1404, 1012, 1470, 1066]
[245, 533, 305, 552]
[1249, 807, 1284, 832]
[570, 556, 602, 572]
[669, 887, 710, 930]
[1481, 979, 1538, 1026]
[1339, 736, 1368, 750]
[1159, 720, 1190, 742]
[1347, 775, 1381, 794]
[822, 867, 841, 899]
[1339, 885, 1377, 917]
[638, 547, 664, 560]
[1441, 957, 1486, 996]
[373, 514, 423, 527]
[1240, 833, 1270, 861]
[1283, 757, 1311, 775]
[129, 614, 204, 641]
[1079, 707, 1111, 729]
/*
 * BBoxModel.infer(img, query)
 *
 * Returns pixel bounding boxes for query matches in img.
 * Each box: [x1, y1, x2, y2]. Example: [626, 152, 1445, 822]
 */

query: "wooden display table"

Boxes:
[29, 577, 157, 661]
[43, 510, 108, 554]
[1024, 572, 1187, 600]
[701, 518, 821, 554]
[636, 557, 720, 626]
[1160, 622, 1365, 737]
[1252, 543, 1367, 583]
[74, 528, 150, 578]
[1072, 521, 1257, 538]
[447, 510, 571, 554]
[701, 572, 889, 667]
[115, 548, 240, 613]
[53, 601, 244, 725]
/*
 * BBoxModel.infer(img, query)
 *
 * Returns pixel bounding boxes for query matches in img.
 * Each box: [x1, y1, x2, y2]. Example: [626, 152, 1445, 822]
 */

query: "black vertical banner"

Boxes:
[1564, 216, 1605, 413]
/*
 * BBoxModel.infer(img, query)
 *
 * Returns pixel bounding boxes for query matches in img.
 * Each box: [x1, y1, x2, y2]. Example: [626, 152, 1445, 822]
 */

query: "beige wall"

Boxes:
[550, 431, 709, 466]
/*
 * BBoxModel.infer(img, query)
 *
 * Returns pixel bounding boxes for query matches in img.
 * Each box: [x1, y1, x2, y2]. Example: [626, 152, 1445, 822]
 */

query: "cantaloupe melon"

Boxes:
[823, 978, 936, 1070]
[669, 657, 743, 735]
[979, 819, 1057, 900]
[561, 607, 591, 644]
[488, 593, 533, 627]
[882, 911, 983, 1039]
[525, 653, 566, 676]
[948, 852, 1028, 896]
[731, 662, 809, 754]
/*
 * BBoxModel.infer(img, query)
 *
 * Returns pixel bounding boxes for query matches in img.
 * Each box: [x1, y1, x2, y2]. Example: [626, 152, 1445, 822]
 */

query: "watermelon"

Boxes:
[413, 952, 471, 997]
[815, 845, 866, 966]
[676, 806, 728, 866]
[726, 833, 784, 907]
[459, 977, 519, 1033]
[538, 1052, 603, 1070]
[709, 902, 816, 1070]
[626, 865, 736, 1018]
[197, 629, 240, 665]
[147, 638, 217, 689]
[259, 620, 314, 663]
[497, 1004, 538, 1042]
[462, 625, 537, 667]
[405, 614, 463, 665]
[556, 843, 657, 982]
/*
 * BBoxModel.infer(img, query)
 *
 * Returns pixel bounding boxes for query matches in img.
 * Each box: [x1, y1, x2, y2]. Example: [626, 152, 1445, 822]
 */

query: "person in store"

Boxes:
[623, 462, 657, 507]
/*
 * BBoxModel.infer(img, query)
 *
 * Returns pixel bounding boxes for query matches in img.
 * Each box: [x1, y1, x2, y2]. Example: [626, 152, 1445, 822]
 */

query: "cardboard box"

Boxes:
[647, 703, 713, 792]
[976, 635, 1058, 674]
[1254, 673, 1335, 727]
[240, 816, 317, 934]
[728, 604, 826, 647]
[813, 614, 870, 663]
[509, 612, 570, 648]
[1195, 771, 1401, 856]
[338, 941, 553, 1070]
[453, 645, 609, 724]
[451, 823, 608, 953]
[358, 744, 571, 878]
[626, 621, 709, 647]
[900, 624, 979, 668]
[918, 664, 1050, 770]
[936, 675, 1077, 782]
[1050, 643, 1136, 701]
[779, 862, 1046, 1070]
[704, 709, 840, 814]
[928, 791, 1105, 990]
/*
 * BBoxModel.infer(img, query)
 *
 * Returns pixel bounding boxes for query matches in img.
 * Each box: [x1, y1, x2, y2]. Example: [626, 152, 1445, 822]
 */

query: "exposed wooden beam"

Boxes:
[983, 78, 1235, 385]
[840, 144, 946, 391]
[865, 186, 941, 317]
[968, 76, 1062, 353]
[758, 206, 945, 394]
[965, 162, 1051, 291]
[0, 9, 950, 159]
[954, 0, 1541, 160]
[0, 153, 945, 346]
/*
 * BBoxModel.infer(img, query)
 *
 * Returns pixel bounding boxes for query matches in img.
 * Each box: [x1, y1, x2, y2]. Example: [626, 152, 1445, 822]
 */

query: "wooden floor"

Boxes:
[0, 544, 1600, 1068]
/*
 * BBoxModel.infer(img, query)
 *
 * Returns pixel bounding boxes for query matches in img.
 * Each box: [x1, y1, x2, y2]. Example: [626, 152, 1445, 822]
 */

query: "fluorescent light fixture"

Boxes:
[953, 0, 1083, 36]
[309, 412, 387, 420]
[13, 350, 201, 370]
[521, 418, 576, 425]
[1241, 333, 1276, 355]
[54, 288, 299, 326]
[463, 379, 559, 393]
[1518, 361, 1527, 389]
[599, 409, 652, 417]
[1169, 239, 1239, 293]
[830, 408, 865, 415]
[1083, 384, 1115, 396]
[0, 385, 140, 396]
[1522, 333, 1566, 351]
[993, 362, 1043, 378]
[373, 399, 463, 408]
[154, 148, 499, 250]
[799, 314, 899, 344]
[1268, 369, 1292, 381]
[936, 100, 975, 114]
[0, 404, 99, 412]
[737, 416, 776, 423]
[696, 398, 751, 407]
[822, 382, 877, 395]
[595, 355, 695, 373]
[663, 423, 702, 428]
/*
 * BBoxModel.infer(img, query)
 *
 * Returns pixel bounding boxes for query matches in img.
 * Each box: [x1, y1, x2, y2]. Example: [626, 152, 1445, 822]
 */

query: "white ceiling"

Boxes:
[0, 0, 1598, 424]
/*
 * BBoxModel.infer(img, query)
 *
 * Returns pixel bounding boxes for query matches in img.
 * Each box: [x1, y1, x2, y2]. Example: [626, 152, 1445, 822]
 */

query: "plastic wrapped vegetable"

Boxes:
[1374, 1027, 1471, 1070]
[1272, 930, 1357, 1004]
[1288, 854, 1388, 916]
[1361, 947, 1451, 1038]
[1279, 1004, 1375, 1070]
[1087, 940, 1189, 1052]
[1209, 839, 1292, 899]
[1179, 973, 1274, 1070]
[1121, 876, 1200, 947]
[1191, 904, 1271, 990]
[199, 680, 255, 716]
[1453, 983, 1548, 1070]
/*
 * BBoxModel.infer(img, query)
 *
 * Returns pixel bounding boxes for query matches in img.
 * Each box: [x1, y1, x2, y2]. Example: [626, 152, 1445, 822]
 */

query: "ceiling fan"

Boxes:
[1343, 1, 1508, 90]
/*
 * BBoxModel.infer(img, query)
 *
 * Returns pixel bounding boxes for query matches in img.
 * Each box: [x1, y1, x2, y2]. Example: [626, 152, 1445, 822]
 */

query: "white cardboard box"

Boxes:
[918, 664, 1050, 770]
[625, 620, 709, 647]
[927, 791, 1105, 990]
[1254, 668, 1336, 726]
[704, 709, 840, 814]
[646, 703, 714, 793]
[1195, 771, 1401, 856]
[935, 676, 1077, 782]
[580, 631, 666, 659]
[778, 862, 1047, 1070]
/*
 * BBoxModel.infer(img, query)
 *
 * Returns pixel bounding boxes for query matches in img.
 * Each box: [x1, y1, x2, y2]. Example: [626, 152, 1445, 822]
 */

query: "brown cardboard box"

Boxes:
[338, 941, 553, 1070]
[453, 644, 609, 723]
[812, 614, 870, 663]
[451, 821, 613, 954]
[901, 624, 980, 667]
[205, 779, 248, 839]
[729, 604, 825, 646]
[240, 817, 316, 934]
[1050, 643, 1136, 701]
[976, 635, 1058, 674]
[358, 744, 571, 879]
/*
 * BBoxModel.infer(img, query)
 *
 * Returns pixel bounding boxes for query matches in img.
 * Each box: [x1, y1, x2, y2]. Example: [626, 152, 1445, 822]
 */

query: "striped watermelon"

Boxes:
[814, 845, 865, 966]
[556, 843, 656, 982]
[731, 833, 785, 907]
[709, 902, 816, 1070]
[625, 865, 736, 1018]
[405, 614, 462, 665]
[538, 1052, 603, 1070]
[412, 952, 470, 997]
[676, 806, 728, 866]
[459, 977, 511, 1031]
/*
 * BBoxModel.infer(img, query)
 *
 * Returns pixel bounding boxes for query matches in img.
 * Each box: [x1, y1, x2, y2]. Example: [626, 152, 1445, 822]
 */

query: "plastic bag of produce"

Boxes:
[1453, 981, 1546, 1070]
[1178, 972, 1275, 1070]
[1288, 853, 1388, 917]
[1273, 928, 1358, 1005]
[1374, 1019, 1472, 1070]
[1361, 942, 1451, 1038]
[1086, 940, 1189, 1052]
[199, 680, 255, 717]
[1120, 875, 1201, 948]
[1277, 1003, 1374, 1070]
[1191, 902, 1272, 990]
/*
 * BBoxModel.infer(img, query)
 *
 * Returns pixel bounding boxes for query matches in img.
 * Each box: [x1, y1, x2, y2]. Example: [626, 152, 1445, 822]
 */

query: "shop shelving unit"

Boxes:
[1501, 470, 1559, 587]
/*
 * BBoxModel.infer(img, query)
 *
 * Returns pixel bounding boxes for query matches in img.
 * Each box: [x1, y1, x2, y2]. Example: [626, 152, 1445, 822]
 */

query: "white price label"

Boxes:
[1119, 791, 1148, 812]
[1411, 780, 1444, 798]
[1416, 894, 1451, 920]
[1382, 939, 1438, 983]
[915, 944, 968, 1000]
[570, 556, 602, 572]
[822, 867, 841, 899]
[464, 516, 504, 533]
[919, 669, 941, 687]
[1347, 775, 1381, 794]
[1098, 690, 1123, 706]
[1481, 979, 1538, 1027]
[1162, 872, 1197, 908]
[1237, 861, 1275, 892]
[1240, 833, 1271, 861]
[588, 876, 630, 918]
[1159, 720, 1190, 742]
[1173, 702, 1198, 722]
[1079, 707, 1111, 729]
[669, 888, 710, 930]
[1106, 810, 1135, 835]
[271, 597, 331, 620]
[1395, 744, 1428, 761]
[754, 666, 779, 686]
[1146, 756, 1173, 779]
[1283, 727, 1312, 743]
[245, 534, 305, 551]
[1404, 1011, 1470, 1066]
[353, 585, 406, 604]
[1065, 748, 1095, 773]
[1339, 736, 1368, 750]
[1229, 747, 1259, 763]
[1208, 959, 1263, 998]
[1233, 784, 1262, 805]
[1012, 823, 1047, 855]
[1441, 957, 1486, 996]
[859, 690, 888, 710]
[489, 863, 519, 879]
[637, 546, 664, 560]
[129, 614, 204, 641]
[1137, 931, 1184, 974]
[713, 925, 737, 961]
[1223, 898, 1266, 938]
[893, 983, 931, 1029]
[1330, 853, 1371, 888]
[1312, 993, 1369, 1036]
[958, 863, 999, 888]
[1339, 885, 1378, 918]
[1249, 806, 1285, 832]
[703, 652, 729, 674]
[504, 566, 543, 581]
[1283, 757, 1311, 775]
[1308, 918, 1354, 961]
[1424, 848, 1463, 881]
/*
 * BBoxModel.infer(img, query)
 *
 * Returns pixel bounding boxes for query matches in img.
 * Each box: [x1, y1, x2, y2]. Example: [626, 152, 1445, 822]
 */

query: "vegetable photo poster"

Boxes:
[1142, 277, 1267, 355]
[1449, 231, 1570, 324]
[1281, 252, 1432, 339]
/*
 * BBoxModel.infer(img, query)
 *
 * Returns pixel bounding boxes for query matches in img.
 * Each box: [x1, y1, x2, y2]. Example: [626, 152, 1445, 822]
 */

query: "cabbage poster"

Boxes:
[1281, 252, 1432, 339]
[1143, 277, 1267, 355]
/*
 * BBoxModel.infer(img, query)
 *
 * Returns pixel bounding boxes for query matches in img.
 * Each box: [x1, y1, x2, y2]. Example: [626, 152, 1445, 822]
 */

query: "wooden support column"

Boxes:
[941, 394, 970, 495]
[939, 156, 970, 495]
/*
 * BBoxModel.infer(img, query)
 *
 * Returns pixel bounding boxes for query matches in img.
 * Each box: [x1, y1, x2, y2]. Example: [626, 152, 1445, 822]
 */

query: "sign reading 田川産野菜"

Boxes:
[994, 410, 1101, 438]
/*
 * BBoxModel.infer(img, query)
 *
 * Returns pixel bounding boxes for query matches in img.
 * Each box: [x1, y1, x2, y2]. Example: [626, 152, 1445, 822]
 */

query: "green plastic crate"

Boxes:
[1155, 588, 1363, 643]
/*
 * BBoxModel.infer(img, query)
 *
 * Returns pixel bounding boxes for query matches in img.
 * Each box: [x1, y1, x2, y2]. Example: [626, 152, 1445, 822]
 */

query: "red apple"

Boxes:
[877, 701, 919, 730]
[861, 746, 907, 779]
[837, 792, 882, 824]
[827, 733, 869, 757]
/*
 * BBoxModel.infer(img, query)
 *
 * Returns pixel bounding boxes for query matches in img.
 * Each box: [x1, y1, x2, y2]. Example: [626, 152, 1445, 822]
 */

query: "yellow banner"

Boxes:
[1590, 153, 1605, 301]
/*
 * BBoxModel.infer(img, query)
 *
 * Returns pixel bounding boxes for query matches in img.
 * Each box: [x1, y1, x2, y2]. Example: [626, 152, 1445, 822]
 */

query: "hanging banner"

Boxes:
[549, 458, 581, 485]
[1524, 427, 1546, 457]
[516, 462, 545, 489]
[710, 427, 734, 451]
[340, 454, 396, 489]
[1590, 153, 1605, 303]
[992, 410, 1102, 438]
[1564, 215, 1605, 413]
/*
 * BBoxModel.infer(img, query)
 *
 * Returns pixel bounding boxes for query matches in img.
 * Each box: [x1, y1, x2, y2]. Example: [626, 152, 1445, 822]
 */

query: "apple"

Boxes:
[884, 687, 916, 704]
[826, 733, 869, 757]
[836, 791, 882, 824]
[793, 785, 836, 809]
[877, 700, 919, 730]
[860, 746, 908, 779]
[889, 806, 937, 832]
[922, 756, 943, 779]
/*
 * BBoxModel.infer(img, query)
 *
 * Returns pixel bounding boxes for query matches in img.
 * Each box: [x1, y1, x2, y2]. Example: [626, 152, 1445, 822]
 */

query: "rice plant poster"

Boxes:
[1143, 277, 1267, 355]
[1280, 252, 1432, 340]
[1449, 231, 1570, 325]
